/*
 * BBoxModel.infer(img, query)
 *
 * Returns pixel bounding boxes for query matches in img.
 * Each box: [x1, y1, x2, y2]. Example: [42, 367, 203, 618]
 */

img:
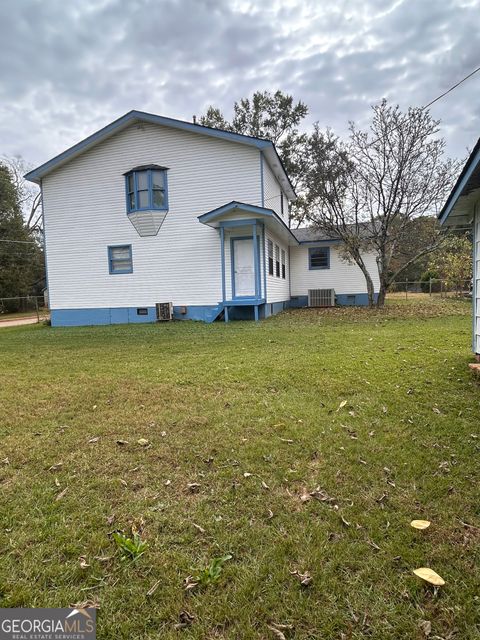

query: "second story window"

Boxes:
[125, 166, 168, 213]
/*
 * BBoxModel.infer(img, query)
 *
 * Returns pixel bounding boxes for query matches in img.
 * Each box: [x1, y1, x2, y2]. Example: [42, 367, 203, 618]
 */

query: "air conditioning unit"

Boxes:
[308, 289, 335, 307]
[156, 302, 173, 321]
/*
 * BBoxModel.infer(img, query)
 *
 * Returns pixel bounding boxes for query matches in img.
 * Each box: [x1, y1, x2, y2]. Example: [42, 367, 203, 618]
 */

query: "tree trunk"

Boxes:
[376, 285, 387, 307]
[355, 260, 375, 307]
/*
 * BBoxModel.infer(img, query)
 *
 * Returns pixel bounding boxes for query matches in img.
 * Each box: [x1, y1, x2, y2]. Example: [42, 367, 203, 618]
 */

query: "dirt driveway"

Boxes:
[0, 316, 46, 328]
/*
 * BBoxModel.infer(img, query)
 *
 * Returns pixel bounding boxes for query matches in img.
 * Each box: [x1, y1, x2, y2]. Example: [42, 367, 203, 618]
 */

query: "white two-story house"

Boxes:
[26, 111, 379, 326]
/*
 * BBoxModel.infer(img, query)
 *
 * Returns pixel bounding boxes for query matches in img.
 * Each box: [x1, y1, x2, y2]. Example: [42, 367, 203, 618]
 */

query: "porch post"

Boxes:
[220, 226, 226, 304]
[253, 220, 259, 299]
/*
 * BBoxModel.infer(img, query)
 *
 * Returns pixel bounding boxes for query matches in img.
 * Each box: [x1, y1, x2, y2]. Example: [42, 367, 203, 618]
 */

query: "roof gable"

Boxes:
[25, 110, 296, 199]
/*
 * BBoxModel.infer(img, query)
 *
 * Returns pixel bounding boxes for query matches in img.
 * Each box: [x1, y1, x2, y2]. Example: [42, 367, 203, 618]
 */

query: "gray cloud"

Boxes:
[1, 0, 479, 169]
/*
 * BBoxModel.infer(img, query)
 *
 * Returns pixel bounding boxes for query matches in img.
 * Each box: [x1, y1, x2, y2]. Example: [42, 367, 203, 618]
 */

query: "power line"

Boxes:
[364, 63, 480, 150]
[423, 64, 480, 110]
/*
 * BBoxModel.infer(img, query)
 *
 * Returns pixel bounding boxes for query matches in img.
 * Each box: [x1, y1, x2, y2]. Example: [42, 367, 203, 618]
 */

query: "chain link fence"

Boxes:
[0, 295, 49, 323]
[390, 278, 472, 299]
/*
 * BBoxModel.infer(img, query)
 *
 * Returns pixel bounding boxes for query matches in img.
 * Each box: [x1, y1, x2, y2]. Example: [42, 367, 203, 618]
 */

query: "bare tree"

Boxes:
[2, 155, 42, 232]
[302, 101, 461, 306]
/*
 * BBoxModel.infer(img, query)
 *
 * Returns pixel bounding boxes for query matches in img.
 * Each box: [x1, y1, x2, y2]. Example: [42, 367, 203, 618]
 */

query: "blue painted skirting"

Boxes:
[51, 305, 221, 327]
[289, 293, 378, 308]
[50, 293, 379, 327]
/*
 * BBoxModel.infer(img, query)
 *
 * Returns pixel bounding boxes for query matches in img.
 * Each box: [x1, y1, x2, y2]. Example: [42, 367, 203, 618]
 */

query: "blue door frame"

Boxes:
[230, 235, 262, 299]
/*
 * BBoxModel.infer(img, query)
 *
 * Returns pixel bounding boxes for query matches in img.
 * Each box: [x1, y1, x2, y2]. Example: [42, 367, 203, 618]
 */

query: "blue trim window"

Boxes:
[108, 245, 133, 274]
[125, 167, 168, 213]
[267, 239, 274, 275]
[275, 243, 280, 277]
[309, 246, 330, 270]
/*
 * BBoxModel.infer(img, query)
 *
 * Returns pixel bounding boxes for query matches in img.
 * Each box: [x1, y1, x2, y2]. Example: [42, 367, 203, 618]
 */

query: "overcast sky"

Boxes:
[1, 0, 479, 170]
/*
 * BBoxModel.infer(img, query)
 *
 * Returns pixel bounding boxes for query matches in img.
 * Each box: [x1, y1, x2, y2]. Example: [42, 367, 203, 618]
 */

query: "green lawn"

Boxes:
[1, 298, 479, 639]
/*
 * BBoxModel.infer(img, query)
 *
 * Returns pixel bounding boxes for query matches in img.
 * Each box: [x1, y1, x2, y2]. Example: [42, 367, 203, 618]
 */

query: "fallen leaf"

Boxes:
[137, 438, 150, 447]
[54, 477, 60, 487]
[300, 489, 311, 503]
[187, 482, 201, 493]
[174, 610, 195, 629]
[267, 509, 274, 519]
[48, 462, 63, 471]
[267, 625, 287, 640]
[243, 472, 253, 478]
[106, 514, 115, 525]
[78, 556, 90, 569]
[413, 567, 445, 586]
[279, 438, 294, 443]
[290, 569, 312, 586]
[93, 555, 112, 562]
[116, 440, 129, 445]
[410, 520, 431, 530]
[161, 431, 167, 437]
[88, 437, 99, 444]
[146, 580, 161, 597]
[261, 480, 270, 490]
[55, 487, 68, 501]
[192, 523, 205, 534]
[1, 457, 9, 465]
[120, 479, 128, 487]
[337, 400, 347, 411]
[340, 515, 351, 527]
[164, 479, 171, 486]
[183, 575, 198, 591]
[419, 619, 432, 637]
[71, 599, 99, 610]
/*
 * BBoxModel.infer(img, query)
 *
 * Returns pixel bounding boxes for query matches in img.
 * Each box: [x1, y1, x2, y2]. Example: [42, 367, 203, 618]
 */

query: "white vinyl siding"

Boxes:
[42, 122, 261, 310]
[263, 156, 288, 222]
[264, 228, 289, 302]
[290, 244, 380, 296]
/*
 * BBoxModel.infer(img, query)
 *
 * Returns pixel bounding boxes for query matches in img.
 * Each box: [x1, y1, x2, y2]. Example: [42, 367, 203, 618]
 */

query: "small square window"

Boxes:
[137, 307, 148, 315]
[108, 245, 133, 274]
[309, 246, 330, 270]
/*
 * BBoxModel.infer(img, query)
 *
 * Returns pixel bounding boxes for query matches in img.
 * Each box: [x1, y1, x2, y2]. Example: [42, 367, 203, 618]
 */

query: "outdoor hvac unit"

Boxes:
[308, 289, 335, 307]
[156, 302, 173, 321]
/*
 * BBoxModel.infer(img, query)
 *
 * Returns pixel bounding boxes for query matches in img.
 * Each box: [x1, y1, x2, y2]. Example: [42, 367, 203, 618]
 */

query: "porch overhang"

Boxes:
[198, 201, 299, 246]
[439, 137, 480, 228]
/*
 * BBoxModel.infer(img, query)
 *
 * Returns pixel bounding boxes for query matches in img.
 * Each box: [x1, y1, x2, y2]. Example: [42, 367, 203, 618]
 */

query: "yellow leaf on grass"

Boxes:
[413, 567, 445, 586]
[411, 520, 431, 530]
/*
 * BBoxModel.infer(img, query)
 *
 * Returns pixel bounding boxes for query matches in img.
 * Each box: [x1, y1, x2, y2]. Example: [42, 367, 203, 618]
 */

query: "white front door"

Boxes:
[233, 238, 255, 297]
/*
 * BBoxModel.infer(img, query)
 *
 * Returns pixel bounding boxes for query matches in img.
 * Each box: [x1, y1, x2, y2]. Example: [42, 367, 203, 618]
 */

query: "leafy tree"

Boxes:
[427, 234, 473, 292]
[2, 155, 42, 231]
[0, 162, 44, 310]
[200, 90, 309, 200]
[302, 101, 461, 306]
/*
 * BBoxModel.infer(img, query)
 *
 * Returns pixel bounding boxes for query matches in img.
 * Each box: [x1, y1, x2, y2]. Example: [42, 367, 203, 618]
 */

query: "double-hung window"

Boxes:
[268, 239, 274, 276]
[108, 245, 133, 274]
[275, 244, 280, 277]
[309, 246, 330, 270]
[281, 249, 286, 279]
[125, 166, 168, 213]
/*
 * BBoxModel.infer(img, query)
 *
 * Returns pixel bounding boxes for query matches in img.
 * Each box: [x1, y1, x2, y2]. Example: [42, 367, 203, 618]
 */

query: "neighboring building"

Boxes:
[26, 111, 379, 326]
[439, 139, 480, 357]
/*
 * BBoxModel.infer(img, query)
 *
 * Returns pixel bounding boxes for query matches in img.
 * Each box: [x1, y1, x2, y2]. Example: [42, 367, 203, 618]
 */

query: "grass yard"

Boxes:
[0, 298, 479, 639]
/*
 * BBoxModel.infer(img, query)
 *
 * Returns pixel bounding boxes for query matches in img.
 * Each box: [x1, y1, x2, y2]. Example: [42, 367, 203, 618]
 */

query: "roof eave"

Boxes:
[439, 137, 480, 226]
[24, 110, 282, 185]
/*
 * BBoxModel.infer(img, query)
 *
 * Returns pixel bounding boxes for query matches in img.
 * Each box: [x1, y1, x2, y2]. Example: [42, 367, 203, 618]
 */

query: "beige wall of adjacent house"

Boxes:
[290, 244, 380, 296]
